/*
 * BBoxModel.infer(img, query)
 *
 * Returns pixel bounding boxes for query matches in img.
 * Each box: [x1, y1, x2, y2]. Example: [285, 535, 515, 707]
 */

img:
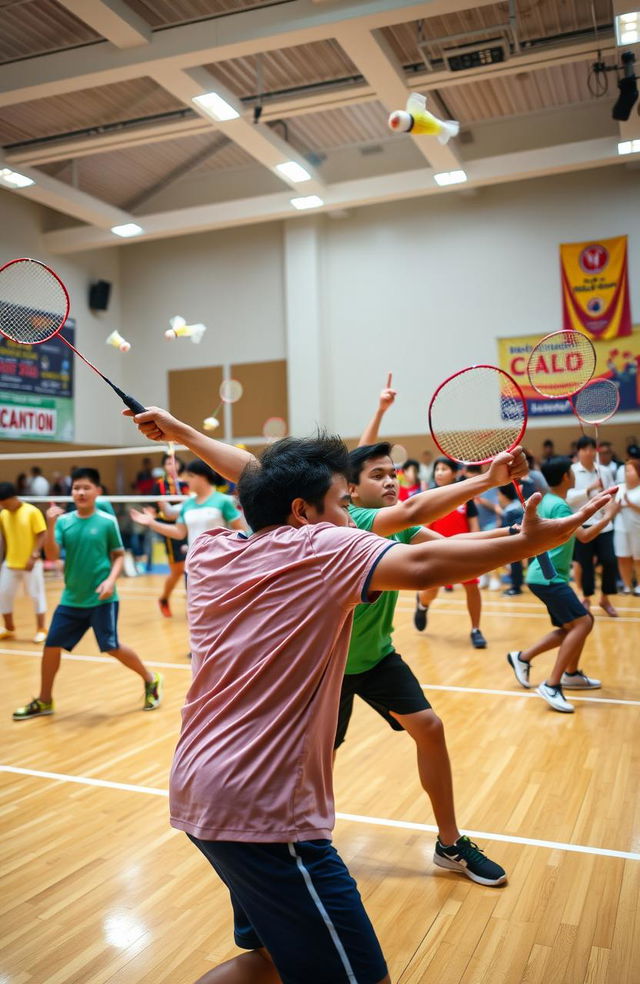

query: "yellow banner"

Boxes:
[497, 328, 640, 417]
[560, 235, 631, 339]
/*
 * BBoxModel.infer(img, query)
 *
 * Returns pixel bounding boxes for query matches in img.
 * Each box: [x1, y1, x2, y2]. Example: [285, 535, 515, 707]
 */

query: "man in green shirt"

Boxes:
[507, 456, 617, 713]
[13, 467, 162, 720]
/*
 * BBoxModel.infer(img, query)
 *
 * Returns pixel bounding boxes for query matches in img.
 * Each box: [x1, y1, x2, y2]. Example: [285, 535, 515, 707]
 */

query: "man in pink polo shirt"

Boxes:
[130, 407, 611, 984]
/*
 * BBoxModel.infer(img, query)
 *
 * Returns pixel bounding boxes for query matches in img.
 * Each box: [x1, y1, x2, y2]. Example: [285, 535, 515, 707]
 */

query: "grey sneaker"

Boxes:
[560, 670, 601, 689]
[537, 682, 574, 713]
[507, 651, 531, 689]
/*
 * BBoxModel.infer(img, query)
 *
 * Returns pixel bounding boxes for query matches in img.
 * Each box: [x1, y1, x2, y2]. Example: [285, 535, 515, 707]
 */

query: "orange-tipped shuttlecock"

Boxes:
[165, 316, 208, 344]
[203, 416, 220, 431]
[105, 329, 131, 352]
[388, 93, 459, 145]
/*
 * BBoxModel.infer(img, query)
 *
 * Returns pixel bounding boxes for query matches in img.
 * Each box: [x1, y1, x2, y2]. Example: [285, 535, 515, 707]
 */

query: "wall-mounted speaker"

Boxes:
[89, 280, 112, 311]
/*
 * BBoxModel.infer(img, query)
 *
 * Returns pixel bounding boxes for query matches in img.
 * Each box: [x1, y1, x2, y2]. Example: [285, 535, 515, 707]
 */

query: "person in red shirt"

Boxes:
[420, 457, 487, 649]
[398, 459, 420, 501]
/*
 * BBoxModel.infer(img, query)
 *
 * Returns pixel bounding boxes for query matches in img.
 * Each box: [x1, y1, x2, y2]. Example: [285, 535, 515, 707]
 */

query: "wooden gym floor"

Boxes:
[1, 573, 639, 984]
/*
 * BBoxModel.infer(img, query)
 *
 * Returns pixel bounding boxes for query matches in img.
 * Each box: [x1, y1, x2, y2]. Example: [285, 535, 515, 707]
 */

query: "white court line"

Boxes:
[1, 765, 638, 862]
[2, 648, 639, 706]
[396, 605, 640, 625]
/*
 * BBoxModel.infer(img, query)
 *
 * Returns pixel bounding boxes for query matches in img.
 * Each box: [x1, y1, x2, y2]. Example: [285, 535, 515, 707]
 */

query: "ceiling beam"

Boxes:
[41, 135, 631, 254]
[0, 157, 133, 228]
[0, 0, 500, 108]
[56, 0, 151, 49]
[151, 66, 325, 194]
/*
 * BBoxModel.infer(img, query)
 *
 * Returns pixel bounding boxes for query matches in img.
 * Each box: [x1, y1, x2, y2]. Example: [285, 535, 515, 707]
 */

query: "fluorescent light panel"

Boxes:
[615, 10, 640, 44]
[290, 195, 324, 210]
[275, 161, 312, 182]
[433, 169, 468, 186]
[111, 223, 144, 238]
[0, 167, 34, 188]
[192, 91, 239, 121]
[618, 139, 640, 154]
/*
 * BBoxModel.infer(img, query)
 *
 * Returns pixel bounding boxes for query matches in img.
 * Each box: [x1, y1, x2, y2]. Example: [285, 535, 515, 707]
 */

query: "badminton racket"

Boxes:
[428, 364, 556, 579]
[0, 258, 145, 414]
[263, 417, 287, 441]
[527, 329, 596, 402]
[572, 377, 620, 483]
[205, 378, 244, 430]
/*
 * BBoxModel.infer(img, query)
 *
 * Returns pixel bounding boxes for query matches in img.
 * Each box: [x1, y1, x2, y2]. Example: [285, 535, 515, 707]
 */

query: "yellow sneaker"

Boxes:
[13, 697, 54, 720]
[143, 672, 163, 711]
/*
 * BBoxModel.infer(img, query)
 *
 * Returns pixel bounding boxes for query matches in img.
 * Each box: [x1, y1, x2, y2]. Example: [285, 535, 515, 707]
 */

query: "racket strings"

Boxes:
[429, 367, 526, 463]
[0, 261, 67, 344]
[527, 330, 596, 399]
[572, 378, 620, 424]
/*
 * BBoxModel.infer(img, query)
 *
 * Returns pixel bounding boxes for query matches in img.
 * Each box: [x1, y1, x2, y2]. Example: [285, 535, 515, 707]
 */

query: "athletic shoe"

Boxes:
[507, 651, 531, 689]
[414, 596, 428, 632]
[13, 697, 54, 720]
[537, 681, 574, 713]
[470, 628, 487, 649]
[158, 597, 172, 618]
[0, 627, 15, 640]
[434, 836, 507, 886]
[621, 586, 632, 594]
[560, 670, 601, 689]
[33, 631, 46, 644]
[503, 587, 522, 596]
[143, 672, 163, 711]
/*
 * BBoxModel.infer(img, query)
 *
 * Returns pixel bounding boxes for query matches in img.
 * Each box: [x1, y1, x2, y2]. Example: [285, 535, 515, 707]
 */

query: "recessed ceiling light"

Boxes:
[275, 161, 312, 182]
[111, 223, 144, 238]
[290, 195, 324, 210]
[618, 139, 640, 154]
[615, 10, 640, 44]
[192, 91, 239, 121]
[0, 167, 34, 188]
[433, 170, 468, 186]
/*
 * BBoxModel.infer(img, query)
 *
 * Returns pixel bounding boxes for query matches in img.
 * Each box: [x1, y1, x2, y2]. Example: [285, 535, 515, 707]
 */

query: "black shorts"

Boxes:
[335, 651, 431, 748]
[45, 602, 119, 652]
[164, 535, 188, 564]
[527, 582, 589, 628]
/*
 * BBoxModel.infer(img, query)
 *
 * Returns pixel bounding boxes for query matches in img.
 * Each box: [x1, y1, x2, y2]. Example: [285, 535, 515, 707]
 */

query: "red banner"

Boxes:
[560, 235, 632, 339]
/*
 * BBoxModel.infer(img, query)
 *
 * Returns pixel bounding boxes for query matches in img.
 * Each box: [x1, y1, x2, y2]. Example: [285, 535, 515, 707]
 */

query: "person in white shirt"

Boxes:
[567, 436, 618, 616]
[614, 459, 640, 594]
[28, 467, 50, 497]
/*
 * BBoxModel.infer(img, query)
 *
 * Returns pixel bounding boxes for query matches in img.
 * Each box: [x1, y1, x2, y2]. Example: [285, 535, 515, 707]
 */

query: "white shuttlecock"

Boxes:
[165, 315, 208, 344]
[105, 329, 131, 352]
[203, 416, 220, 431]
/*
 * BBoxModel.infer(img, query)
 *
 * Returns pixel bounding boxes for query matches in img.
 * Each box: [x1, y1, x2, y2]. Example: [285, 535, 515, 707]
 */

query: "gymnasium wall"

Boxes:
[0, 190, 129, 446]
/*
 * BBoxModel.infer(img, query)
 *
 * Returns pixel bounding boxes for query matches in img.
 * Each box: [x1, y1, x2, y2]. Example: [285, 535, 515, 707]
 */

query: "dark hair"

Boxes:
[347, 443, 392, 485]
[576, 436, 596, 451]
[185, 459, 221, 485]
[498, 484, 518, 500]
[162, 453, 185, 474]
[542, 439, 554, 448]
[626, 442, 640, 459]
[71, 467, 101, 487]
[402, 458, 420, 472]
[434, 456, 459, 473]
[541, 456, 572, 488]
[239, 433, 349, 531]
[0, 481, 17, 500]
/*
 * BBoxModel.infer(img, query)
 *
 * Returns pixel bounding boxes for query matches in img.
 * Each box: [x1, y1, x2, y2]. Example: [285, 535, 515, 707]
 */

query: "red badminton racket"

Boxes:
[0, 257, 146, 414]
[428, 364, 556, 579]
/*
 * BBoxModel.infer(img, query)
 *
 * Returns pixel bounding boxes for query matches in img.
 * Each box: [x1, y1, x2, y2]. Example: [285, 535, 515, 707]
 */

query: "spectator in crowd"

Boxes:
[541, 439, 555, 461]
[616, 442, 640, 484]
[28, 467, 50, 497]
[133, 457, 154, 495]
[614, 458, 640, 595]
[497, 485, 525, 596]
[597, 442, 620, 472]
[50, 471, 71, 496]
[16, 473, 28, 495]
[419, 450, 434, 490]
[0, 481, 47, 643]
[398, 459, 421, 501]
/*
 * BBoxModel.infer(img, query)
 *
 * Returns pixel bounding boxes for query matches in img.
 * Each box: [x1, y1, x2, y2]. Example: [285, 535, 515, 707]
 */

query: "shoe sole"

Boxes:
[13, 710, 54, 720]
[507, 653, 532, 689]
[536, 688, 574, 713]
[433, 853, 507, 886]
[561, 682, 601, 690]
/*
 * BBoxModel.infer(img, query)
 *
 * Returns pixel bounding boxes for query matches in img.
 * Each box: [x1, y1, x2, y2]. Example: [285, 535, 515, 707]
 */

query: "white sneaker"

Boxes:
[507, 651, 531, 689]
[33, 631, 46, 644]
[560, 670, 601, 689]
[489, 577, 502, 591]
[0, 627, 15, 640]
[537, 682, 574, 713]
[478, 574, 489, 589]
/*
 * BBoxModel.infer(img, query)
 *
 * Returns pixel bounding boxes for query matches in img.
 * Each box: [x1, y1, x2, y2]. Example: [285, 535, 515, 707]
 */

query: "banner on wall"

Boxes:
[497, 327, 640, 417]
[0, 321, 75, 441]
[560, 235, 632, 339]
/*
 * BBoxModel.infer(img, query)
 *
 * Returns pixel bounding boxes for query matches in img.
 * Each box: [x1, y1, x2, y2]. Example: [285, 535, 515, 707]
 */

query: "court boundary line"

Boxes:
[1, 765, 638, 862]
[2, 648, 639, 706]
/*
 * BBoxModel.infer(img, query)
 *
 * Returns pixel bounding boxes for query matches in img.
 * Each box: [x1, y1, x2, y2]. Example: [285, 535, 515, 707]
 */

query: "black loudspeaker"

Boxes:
[89, 280, 112, 311]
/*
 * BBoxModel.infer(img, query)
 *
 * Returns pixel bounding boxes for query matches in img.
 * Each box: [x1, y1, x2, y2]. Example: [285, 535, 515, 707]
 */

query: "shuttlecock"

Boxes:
[388, 93, 459, 145]
[165, 315, 208, 344]
[203, 416, 220, 431]
[105, 329, 131, 352]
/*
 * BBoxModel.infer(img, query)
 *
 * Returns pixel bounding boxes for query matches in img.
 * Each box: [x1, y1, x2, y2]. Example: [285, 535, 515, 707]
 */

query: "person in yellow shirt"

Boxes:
[0, 482, 47, 643]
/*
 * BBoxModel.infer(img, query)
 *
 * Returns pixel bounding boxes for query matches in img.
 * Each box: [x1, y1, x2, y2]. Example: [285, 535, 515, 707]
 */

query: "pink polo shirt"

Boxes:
[169, 522, 394, 842]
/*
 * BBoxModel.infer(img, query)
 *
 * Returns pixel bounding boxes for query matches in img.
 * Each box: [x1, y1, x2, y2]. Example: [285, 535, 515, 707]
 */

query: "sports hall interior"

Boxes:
[0, 2, 639, 983]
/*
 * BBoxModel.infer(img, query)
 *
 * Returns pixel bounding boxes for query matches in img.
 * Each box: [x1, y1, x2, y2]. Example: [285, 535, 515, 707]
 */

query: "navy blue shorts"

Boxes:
[187, 836, 387, 984]
[45, 602, 120, 652]
[335, 650, 431, 748]
[527, 582, 588, 628]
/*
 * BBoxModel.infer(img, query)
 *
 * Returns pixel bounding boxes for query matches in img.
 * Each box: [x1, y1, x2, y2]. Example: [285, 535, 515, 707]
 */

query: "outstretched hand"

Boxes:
[123, 406, 185, 443]
[520, 488, 615, 555]
[130, 506, 154, 527]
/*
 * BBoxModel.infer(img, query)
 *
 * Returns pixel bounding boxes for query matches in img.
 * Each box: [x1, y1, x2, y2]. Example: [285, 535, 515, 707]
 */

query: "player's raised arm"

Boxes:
[125, 407, 256, 484]
[358, 373, 397, 447]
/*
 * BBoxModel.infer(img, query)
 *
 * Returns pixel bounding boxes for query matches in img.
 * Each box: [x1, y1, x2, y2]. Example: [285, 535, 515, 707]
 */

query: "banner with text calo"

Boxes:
[560, 235, 632, 339]
[0, 321, 75, 441]
[497, 328, 640, 417]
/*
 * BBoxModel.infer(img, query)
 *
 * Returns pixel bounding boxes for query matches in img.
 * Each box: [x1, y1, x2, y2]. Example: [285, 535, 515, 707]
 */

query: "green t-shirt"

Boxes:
[55, 510, 123, 607]
[178, 491, 240, 544]
[526, 493, 573, 585]
[346, 505, 422, 674]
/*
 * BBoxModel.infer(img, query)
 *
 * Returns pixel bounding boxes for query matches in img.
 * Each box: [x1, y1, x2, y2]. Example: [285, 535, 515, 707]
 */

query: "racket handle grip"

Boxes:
[121, 394, 147, 415]
[537, 551, 557, 580]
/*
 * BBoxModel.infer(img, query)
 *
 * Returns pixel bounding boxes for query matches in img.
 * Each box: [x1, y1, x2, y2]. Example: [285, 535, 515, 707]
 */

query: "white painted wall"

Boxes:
[0, 189, 128, 444]
[119, 222, 286, 410]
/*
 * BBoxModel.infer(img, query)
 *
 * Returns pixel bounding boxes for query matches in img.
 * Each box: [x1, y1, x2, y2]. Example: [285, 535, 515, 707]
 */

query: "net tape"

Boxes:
[527, 330, 596, 399]
[0, 260, 67, 345]
[430, 367, 525, 463]
[572, 378, 620, 424]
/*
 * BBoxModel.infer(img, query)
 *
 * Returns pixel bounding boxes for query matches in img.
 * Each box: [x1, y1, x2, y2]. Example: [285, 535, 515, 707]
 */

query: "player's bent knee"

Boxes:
[398, 708, 444, 744]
